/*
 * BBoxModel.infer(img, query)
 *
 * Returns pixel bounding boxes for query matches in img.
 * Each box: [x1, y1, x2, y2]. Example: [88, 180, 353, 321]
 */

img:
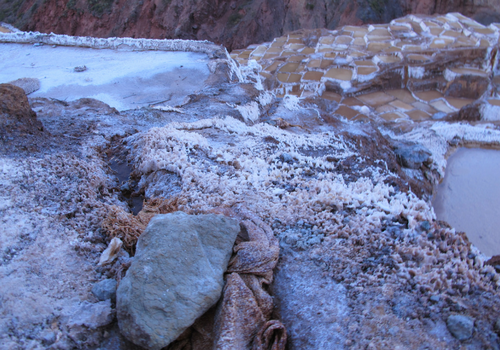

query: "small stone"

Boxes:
[446, 314, 474, 340]
[74, 65, 87, 72]
[280, 153, 294, 163]
[7, 77, 40, 95]
[429, 295, 440, 303]
[420, 221, 431, 231]
[68, 300, 114, 329]
[455, 102, 482, 122]
[39, 329, 57, 346]
[92, 279, 117, 301]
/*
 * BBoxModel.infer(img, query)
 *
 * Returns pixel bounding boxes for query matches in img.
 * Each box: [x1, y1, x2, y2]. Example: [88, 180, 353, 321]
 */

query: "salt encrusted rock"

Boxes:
[7, 77, 40, 95]
[91, 279, 117, 301]
[446, 314, 474, 340]
[117, 211, 240, 350]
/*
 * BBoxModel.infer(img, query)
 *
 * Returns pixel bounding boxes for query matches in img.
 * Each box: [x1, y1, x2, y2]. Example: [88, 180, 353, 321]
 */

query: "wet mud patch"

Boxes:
[104, 135, 144, 215]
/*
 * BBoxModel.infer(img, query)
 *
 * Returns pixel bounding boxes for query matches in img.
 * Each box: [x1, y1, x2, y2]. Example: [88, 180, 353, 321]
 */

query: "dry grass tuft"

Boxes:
[102, 197, 180, 254]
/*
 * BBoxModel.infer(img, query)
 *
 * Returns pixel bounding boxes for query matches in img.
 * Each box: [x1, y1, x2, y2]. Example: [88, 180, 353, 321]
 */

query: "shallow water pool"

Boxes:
[433, 148, 500, 257]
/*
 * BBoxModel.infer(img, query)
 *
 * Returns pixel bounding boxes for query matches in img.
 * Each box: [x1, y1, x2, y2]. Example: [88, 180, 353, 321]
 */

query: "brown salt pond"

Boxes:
[433, 148, 500, 257]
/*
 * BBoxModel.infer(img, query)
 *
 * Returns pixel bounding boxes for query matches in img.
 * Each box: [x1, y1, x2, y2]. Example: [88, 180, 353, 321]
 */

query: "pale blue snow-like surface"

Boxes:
[0, 43, 210, 110]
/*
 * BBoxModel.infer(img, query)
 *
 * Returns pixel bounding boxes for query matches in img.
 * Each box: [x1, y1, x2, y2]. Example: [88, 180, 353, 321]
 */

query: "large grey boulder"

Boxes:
[116, 211, 240, 350]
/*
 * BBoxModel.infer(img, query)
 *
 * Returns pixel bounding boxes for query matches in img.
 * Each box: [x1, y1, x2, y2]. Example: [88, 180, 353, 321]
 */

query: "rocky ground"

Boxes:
[1, 14, 500, 349]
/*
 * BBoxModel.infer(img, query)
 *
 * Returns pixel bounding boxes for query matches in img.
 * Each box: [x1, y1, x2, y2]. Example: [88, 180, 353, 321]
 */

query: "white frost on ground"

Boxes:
[0, 43, 210, 110]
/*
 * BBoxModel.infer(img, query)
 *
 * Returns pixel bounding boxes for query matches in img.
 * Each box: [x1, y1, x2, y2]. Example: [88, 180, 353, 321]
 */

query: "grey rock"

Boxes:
[92, 279, 117, 301]
[392, 141, 432, 169]
[429, 295, 440, 303]
[420, 221, 431, 232]
[447, 314, 474, 340]
[68, 300, 114, 329]
[7, 77, 41, 95]
[39, 329, 57, 346]
[117, 211, 240, 350]
[280, 153, 294, 163]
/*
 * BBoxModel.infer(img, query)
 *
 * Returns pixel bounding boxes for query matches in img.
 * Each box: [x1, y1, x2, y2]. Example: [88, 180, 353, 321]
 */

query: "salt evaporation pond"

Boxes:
[0, 43, 210, 110]
[433, 148, 500, 257]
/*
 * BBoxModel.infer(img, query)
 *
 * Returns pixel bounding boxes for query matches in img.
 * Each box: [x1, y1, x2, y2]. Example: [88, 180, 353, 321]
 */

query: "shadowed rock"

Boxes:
[0, 83, 43, 135]
[392, 141, 432, 169]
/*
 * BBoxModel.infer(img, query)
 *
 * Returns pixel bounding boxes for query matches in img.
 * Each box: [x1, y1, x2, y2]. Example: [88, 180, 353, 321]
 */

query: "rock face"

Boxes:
[1, 0, 499, 50]
[116, 211, 240, 350]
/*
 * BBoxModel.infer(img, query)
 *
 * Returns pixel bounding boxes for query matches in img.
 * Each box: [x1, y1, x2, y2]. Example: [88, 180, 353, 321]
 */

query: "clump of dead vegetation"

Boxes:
[102, 197, 181, 254]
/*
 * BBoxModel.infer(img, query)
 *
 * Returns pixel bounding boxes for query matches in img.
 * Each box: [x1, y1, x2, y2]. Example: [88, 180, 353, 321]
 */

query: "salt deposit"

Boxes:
[0, 43, 211, 110]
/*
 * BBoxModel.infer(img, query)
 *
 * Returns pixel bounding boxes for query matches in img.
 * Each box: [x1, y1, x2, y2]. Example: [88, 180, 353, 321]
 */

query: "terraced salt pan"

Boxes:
[0, 43, 210, 110]
[231, 13, 499, 125]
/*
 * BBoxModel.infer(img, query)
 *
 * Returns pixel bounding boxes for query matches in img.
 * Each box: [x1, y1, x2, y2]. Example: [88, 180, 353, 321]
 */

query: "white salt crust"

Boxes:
[130, 116, 433, 233]
[0, 31, 224, 57]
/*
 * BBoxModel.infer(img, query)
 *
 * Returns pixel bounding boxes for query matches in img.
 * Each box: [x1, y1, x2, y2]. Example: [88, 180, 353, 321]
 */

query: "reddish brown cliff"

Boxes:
[1, 0, 499, 50]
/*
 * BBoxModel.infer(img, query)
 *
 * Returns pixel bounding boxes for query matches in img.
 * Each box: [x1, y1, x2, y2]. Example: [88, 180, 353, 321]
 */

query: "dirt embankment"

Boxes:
[1, 0, 500, 50]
